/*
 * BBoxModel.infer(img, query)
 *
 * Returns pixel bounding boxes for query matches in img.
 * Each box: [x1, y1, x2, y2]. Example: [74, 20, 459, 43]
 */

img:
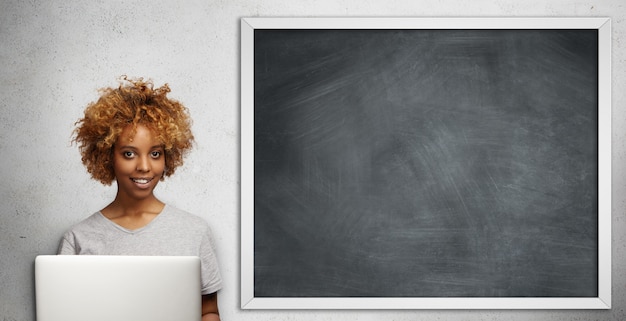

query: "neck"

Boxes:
[105, 193, 165, 217]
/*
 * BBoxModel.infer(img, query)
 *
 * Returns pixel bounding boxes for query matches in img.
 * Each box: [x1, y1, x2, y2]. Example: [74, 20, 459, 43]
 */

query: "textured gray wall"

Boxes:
[1, 1, 624, 320]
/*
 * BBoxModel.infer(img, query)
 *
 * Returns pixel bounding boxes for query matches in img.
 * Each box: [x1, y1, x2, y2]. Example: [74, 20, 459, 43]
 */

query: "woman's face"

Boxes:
[112, 124, 165, 201]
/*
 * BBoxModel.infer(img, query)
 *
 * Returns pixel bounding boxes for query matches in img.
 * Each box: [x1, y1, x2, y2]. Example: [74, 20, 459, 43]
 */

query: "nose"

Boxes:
[136, 156, 151, 172]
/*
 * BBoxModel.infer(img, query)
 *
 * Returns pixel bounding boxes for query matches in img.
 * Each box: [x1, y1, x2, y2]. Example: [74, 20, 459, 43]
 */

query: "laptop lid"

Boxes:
[35, 255, 202, 321]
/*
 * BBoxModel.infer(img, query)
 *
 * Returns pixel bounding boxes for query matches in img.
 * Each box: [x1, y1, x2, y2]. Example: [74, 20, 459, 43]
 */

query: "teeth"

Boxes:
[132, 178, 150, 184]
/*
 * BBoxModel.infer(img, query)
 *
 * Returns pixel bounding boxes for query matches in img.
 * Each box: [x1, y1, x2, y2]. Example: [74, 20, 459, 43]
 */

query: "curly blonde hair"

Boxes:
[73, 76, 194, 185]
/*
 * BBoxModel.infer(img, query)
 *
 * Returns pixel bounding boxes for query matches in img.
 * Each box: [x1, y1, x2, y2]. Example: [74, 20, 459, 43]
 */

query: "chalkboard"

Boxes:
[241, 18, 611, 309]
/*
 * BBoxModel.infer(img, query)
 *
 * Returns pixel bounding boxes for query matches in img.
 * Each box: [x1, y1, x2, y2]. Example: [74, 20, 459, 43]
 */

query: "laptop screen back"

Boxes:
[35, 255, 202, 321]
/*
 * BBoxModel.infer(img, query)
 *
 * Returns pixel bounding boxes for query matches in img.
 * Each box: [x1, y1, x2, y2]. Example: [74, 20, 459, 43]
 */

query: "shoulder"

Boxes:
[156, 205, 218, 250]
[162, 205, 211, 231]
[58, 212, 107, 254]
[62, 212, 107, 236]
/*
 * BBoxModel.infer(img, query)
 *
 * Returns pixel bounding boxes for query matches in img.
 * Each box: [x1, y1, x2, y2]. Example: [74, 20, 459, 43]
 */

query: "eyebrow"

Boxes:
[117, 145, 164, 150]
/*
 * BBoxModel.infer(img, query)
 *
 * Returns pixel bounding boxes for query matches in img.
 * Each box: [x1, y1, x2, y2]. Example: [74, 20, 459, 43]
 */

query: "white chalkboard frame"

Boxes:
[240, 17, 611, 309]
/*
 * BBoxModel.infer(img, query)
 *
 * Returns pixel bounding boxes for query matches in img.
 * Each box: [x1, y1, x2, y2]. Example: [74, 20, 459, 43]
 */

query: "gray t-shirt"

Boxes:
[58, 204, 222, 295]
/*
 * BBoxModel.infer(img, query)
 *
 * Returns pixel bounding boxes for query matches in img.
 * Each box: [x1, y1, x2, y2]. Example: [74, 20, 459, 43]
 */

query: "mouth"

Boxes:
[131, 177, 154, 185]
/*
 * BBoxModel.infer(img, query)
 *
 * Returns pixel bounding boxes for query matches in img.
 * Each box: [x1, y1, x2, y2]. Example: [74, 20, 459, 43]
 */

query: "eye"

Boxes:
[123, 151, 135, 158]
[150, 151, 162, 158]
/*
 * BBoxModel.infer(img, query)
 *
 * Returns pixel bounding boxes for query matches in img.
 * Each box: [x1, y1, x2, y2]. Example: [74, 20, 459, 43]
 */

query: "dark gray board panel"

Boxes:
[253, 29, 598, 298]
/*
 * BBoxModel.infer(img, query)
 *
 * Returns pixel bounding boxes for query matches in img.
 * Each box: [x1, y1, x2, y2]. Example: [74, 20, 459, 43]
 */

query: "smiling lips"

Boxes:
[131, 177, 153, 186]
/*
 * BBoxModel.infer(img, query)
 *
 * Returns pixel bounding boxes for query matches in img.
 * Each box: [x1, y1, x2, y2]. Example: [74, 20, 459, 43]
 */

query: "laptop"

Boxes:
[35, 255, 202, 321]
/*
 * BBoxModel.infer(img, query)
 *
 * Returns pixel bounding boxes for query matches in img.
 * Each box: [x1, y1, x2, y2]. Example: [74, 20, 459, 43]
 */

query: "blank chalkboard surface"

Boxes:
[252, 28, 599, 299]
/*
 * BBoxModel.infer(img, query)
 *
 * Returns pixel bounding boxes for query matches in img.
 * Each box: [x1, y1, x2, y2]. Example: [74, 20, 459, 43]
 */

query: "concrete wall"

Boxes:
[1, 0, 624, 320]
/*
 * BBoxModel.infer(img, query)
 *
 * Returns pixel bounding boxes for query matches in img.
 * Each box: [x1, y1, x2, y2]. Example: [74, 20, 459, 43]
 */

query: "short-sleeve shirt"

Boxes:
[58, 204, 222, 295]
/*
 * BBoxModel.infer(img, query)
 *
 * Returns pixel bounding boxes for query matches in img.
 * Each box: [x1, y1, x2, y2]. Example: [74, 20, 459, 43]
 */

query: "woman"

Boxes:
[58, 76, 222, 321]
